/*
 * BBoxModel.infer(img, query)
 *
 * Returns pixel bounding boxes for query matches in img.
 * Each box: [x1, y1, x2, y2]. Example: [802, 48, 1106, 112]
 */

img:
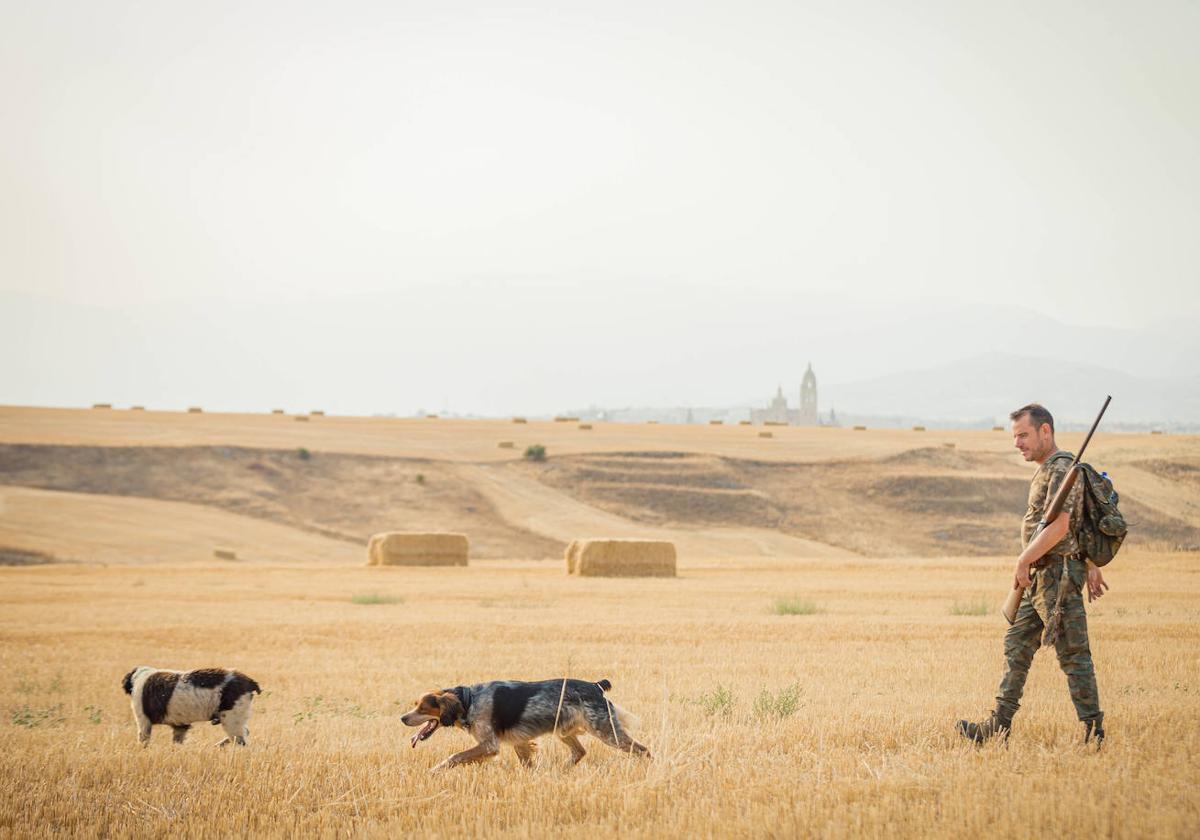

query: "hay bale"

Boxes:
[709, 420, 724, 425]
[738, 420, 751, 426]
[91, 403, 112, 409]
[213, 549, 237, 561]
[554, 416, 580, 423]
[498, 441, 515, 449]
[310, 410, 325, 416]
[758, 431, 774, 438]
[943, 442, 956, 449]
[648, 420, 659, 424]
[426, 414, 439, 419]
[187, 407, 203, 414]
[765, 420, 787, 427]
[567, 539, 675, 577]
[992, 426, 1004, 431]
[564, 540, 581, 574]
[130, 406, 145, 411]
[578, 423, 593, 430]
[1151, 430, 1164, 435]
[512, 417, 528, 424]
[366, 532, 469, 567]
[294, 415, 310, 422]
[272, 409, 285, 414]
[912, 425, 926, 432]
[853, 425, 867, 431]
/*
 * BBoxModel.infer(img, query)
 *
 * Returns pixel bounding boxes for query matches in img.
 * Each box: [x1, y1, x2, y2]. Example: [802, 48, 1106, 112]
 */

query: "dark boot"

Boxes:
[956, 710, 1012, 744]
[1084, 715, 1105, 747]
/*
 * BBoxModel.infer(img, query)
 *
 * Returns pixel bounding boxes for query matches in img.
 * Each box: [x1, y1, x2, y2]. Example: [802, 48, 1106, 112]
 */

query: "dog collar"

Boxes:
[452, 685, 472, 726]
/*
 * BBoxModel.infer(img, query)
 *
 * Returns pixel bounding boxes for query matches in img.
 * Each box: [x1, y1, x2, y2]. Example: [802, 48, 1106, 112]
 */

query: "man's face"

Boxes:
[1011, 415, 1052, 462]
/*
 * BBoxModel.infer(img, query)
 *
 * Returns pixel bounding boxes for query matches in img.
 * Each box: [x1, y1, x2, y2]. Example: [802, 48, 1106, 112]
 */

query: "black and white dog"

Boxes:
[122, 666, 261, 746]
[401, 678, 650, 770]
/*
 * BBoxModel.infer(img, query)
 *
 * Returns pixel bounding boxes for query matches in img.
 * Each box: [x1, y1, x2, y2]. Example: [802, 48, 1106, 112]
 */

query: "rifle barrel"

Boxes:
[1073, 395, 1112, 465]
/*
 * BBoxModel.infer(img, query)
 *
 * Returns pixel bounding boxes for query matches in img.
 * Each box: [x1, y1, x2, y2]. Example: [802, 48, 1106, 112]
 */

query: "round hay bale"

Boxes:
[758, 431, 774, 438]
[187, 407, 203, 414]
[853, 425, 867, 431]
[992, 425, 1004, 431]
[512, 417, 528, 424]
[498, 441, 515, 448]
[578, 423, 593, 430]
[912, 425, 926, 432]
[367, 532, 469, 567]
[568, 539, 675, 577]
[213, 548, 237, 561]
[91, 403, 112, 409]
[294, 415, 310, 422]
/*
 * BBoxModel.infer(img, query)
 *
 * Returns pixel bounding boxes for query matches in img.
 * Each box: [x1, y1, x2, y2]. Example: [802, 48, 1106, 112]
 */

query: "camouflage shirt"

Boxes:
[1022, 450, 1085, 556]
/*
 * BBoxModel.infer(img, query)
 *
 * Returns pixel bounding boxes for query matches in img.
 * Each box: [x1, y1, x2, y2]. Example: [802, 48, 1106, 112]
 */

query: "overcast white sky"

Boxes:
[2, 1, 1198, 415]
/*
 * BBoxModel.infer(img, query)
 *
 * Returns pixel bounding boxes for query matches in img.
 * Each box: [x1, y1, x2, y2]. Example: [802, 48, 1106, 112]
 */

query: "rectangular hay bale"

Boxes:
[498, 441, 515, 448]
[512, 417, 528, 424]
[367, 532, 469, 567]
[709, 420, 724, 425]
[187, 407, 203, 413]
[853, 425, 867, 431]
[92, 403, 112, 409]
[567, 539, 675, 578]
[912, 425, 926, 431]
[578, 423, 593, 430]
[294, 415, 310, 422]
[213, 549, 237, 561]
[758, 431, 773, 438]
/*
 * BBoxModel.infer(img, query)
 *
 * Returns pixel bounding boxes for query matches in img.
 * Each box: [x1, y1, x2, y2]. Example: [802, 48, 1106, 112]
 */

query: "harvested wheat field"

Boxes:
[0, 408, 1197, 838]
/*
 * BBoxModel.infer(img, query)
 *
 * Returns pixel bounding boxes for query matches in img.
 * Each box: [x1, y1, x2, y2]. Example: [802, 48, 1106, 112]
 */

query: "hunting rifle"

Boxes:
[1001, 396, 1112, 625]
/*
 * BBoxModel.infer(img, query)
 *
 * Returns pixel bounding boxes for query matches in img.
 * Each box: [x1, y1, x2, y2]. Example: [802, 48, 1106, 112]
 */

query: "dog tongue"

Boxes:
[410, 720, 437, 748]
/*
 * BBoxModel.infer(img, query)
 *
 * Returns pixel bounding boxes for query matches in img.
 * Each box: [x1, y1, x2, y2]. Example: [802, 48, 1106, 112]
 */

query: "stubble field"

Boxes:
[0, 407, 1197, 838]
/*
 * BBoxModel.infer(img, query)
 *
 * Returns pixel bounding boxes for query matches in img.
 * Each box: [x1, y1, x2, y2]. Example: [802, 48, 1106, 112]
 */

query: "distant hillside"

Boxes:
[820, 353, 1200, 428]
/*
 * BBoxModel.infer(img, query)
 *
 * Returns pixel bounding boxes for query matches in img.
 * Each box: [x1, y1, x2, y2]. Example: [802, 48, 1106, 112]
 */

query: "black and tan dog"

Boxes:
[401, 678, 650, 770]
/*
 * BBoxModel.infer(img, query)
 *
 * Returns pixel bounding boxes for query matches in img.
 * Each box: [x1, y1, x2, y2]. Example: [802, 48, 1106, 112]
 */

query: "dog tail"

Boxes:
[596, 678, 612, 692]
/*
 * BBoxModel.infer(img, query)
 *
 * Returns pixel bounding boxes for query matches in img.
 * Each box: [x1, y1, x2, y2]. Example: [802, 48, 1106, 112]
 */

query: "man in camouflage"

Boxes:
[957, 403, 1109, 746]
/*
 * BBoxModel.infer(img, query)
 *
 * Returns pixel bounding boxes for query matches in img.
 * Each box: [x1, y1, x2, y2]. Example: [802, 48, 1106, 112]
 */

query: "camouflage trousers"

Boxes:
[995, 557, 1102, 722]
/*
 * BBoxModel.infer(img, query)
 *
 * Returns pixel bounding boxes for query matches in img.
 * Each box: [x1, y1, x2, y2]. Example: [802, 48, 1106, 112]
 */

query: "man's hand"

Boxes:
[1086, 561, 1109, 602]
[1014, 559, 1033, 589]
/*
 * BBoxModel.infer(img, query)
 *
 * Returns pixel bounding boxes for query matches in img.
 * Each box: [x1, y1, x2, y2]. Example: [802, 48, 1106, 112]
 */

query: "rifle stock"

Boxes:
[1000, 396, 1111, 625]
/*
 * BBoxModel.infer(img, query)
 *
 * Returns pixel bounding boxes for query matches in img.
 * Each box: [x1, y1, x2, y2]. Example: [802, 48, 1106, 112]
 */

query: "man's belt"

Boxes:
[1034, 552, 1081, 570]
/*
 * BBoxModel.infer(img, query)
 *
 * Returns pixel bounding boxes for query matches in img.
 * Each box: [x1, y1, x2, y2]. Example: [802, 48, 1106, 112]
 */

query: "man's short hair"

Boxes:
[1010, 403, 1054, 434]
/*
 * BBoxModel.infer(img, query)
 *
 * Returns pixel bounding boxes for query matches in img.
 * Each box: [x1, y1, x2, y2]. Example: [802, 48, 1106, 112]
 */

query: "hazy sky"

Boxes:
[2, 2, 1198, 416]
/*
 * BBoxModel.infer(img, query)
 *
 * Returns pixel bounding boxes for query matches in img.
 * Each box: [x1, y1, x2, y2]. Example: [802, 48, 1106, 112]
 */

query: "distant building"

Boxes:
[750, 363, 819, 426]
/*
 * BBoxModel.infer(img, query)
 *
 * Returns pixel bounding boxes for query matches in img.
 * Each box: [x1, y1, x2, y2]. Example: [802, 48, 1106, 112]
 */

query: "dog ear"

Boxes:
[437, 693, 464, 727]
[122, 669, 136, 695]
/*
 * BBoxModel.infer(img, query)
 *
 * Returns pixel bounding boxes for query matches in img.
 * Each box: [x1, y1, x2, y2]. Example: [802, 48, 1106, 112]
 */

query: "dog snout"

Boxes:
[401, 711, 431, 727]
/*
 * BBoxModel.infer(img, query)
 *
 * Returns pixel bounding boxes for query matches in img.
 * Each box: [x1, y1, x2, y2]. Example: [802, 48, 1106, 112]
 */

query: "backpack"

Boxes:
[1046, 452, 1128, 566]
[1076, 462, 1128, 566]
